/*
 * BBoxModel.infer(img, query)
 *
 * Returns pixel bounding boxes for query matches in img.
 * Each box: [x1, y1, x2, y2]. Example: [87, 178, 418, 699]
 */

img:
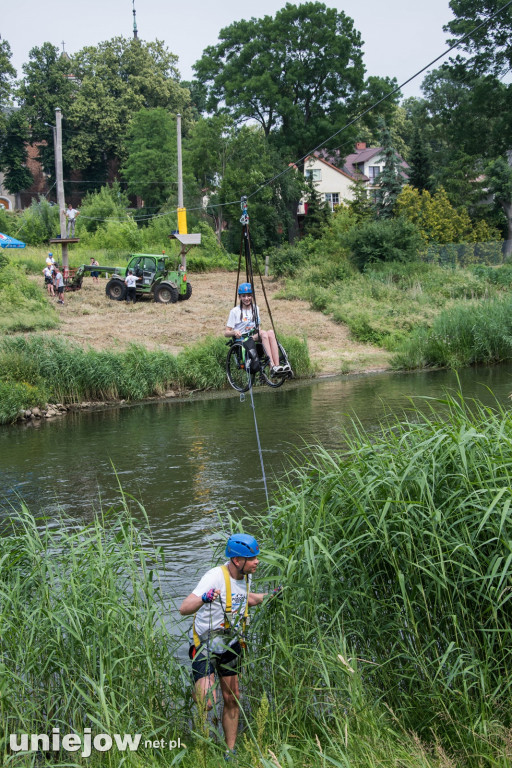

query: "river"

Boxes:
[1, 365, 512, 604]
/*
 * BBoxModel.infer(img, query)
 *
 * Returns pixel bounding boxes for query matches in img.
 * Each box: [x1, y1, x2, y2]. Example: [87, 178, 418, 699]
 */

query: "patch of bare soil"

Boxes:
[34, 273, 391, 375]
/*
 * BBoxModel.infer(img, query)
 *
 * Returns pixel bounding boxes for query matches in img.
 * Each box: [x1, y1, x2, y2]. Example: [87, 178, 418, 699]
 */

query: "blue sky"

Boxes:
[2, 0, 455, 99]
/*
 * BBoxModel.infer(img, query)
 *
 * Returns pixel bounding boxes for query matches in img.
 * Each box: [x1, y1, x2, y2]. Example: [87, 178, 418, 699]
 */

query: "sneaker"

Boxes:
[57, 300, 64, 304]
[281, 363, 291, 371]
[272, 365, 284, 374]
[224, 749, 237, 761]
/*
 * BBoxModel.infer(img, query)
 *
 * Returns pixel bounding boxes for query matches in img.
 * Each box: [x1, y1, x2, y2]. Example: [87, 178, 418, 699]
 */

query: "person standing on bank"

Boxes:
[225, 283, 290, 374]
[64, 203, 79, 237]
[179, 534, 265, 759]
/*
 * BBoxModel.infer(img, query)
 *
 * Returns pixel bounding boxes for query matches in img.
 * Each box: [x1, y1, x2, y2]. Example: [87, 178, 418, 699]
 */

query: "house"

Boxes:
[298, 142, 409, 216]
[0, 173, 15, 210]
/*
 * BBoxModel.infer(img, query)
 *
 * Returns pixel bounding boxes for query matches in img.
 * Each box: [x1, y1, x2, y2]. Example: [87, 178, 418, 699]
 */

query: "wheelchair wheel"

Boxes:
[260, 342, 289, 388]
[226, 343, 254, 392]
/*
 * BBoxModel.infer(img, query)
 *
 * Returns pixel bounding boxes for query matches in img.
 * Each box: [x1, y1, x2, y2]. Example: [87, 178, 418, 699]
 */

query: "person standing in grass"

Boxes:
[179, 534, 265, 761]
[54, 266, 65, 305]
[43, 264, 55, 296]
[90, 258, 100, 283]
[124, 269, 140, 303]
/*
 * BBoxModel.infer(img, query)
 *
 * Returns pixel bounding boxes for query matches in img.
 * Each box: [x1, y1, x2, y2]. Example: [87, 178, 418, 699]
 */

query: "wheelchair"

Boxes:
[226, 333, 293, 393]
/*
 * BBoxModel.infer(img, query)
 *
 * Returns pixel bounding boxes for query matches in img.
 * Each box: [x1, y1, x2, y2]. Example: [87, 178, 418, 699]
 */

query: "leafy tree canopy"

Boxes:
[193, 2, 366, 160]
[0, 111, 33, 196]
[66, 38, 191, 183]
[446, 0, 512, 76]
[122, 108, 177, 212]
[0, 38, 16, 106]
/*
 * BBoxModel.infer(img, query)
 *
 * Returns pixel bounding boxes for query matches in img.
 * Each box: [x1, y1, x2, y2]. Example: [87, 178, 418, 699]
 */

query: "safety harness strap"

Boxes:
[192, 566, 249, 649]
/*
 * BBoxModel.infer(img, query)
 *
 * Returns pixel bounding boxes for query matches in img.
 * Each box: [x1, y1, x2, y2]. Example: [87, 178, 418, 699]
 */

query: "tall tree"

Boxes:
[66, 38, 192, 185]
[408, 126, 433, 192]
[16, 43, 77, 178]
[193, 2, 366, 160]
[0, 111, 33, 207]
[374, 122, 404, 218]
[122, 108, 177, 212]
[0, 38, 16, 106]
[486, 156, 512, 257]
[445, 0, 512, 77]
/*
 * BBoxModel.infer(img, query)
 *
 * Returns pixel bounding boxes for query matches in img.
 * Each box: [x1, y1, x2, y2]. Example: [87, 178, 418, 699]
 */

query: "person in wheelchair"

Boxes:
[224, 283, 290, 374]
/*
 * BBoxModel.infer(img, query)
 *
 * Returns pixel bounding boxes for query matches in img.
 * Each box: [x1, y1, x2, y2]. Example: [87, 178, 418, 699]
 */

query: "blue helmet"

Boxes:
[225, 533, 260, 558]
[238, 282, 252, 295]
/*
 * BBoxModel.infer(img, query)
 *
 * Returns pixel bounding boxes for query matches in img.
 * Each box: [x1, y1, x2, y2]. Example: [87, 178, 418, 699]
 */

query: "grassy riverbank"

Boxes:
[3, 394, 512, 766]
[0, 333, 313, 424]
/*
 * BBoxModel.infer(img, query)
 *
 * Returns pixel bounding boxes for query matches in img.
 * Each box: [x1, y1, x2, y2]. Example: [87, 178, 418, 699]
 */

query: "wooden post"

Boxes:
[55, 108, 69, 273]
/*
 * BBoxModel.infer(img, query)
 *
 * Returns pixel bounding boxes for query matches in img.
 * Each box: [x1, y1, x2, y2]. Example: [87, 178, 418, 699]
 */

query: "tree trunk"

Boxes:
[287, 199, 300, 244]
[500, 200, 512, 260]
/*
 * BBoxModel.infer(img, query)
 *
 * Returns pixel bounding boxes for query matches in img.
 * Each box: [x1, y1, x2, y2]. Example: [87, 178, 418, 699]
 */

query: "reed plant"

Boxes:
[0, 505, 189, 767]
[393, 295, 512, 369]
[0, 334, 312, 422]
[248, 393, 512, 765]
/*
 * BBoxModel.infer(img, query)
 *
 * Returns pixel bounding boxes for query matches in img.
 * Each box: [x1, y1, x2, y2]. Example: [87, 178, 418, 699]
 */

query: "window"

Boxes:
[305, 168, 322, 181]
[324, 193, 339, 211]
[368, 166, 381, 181]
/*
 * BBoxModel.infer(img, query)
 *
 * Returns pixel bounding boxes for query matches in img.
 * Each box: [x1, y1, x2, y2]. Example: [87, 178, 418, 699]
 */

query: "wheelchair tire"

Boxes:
[226, 343, 254, 392]
[261, 341, 289, 388]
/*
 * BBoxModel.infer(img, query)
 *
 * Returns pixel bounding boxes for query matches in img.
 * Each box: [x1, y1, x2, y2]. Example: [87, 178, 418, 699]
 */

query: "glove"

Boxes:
[202, 588, 216, 604]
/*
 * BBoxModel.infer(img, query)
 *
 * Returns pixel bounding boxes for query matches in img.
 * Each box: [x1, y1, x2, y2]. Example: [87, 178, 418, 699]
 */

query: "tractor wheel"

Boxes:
[154, 282, 179, 304]
[178, 282, 193, 301]
[105, 279, 127, 301]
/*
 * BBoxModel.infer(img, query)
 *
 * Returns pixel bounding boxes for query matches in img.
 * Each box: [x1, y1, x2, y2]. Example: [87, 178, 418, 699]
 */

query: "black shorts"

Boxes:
[189, 641, 242, 682]
[57, 286, 64, 295]
[45, 277, 52, 284]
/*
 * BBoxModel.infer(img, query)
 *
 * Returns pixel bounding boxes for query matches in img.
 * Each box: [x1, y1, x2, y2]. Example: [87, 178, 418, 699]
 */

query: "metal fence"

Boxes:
[421, 241, 505, 267]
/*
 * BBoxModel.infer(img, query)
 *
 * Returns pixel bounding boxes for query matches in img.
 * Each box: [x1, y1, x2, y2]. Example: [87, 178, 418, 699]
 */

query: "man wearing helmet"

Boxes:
[179, 533, 265, 757]
[225, 283, 290, 374]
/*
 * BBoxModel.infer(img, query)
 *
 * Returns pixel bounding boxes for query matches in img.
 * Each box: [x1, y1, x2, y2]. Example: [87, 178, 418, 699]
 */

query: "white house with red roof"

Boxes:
[298, 142, 409, 216]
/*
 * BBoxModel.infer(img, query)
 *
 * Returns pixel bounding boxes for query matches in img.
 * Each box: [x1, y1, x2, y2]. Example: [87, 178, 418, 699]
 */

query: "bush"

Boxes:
[0, 254, 58, 333]
[0, 380, 47, 424]
[78, 183, 129, 235]
[14, 198, 60, 245]
[346, 216, 423, 270]
[266, 240, 311, 277]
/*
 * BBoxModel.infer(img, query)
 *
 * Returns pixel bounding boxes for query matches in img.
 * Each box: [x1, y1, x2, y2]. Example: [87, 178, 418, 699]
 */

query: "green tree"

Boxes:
[16, 43, 77, 178]
[374, 122, 404, 218]
[65, 38, 191, 185]
[0, 111, 33, 207]
[407, 126, 433, 192]
[302, 175, 331, 238]
[485, 157, 512, 257]
[0, 38, 16, 106]
[122, 108, 177, 212]
[194, 2, 366, 159]
[445, 0, 512, 77]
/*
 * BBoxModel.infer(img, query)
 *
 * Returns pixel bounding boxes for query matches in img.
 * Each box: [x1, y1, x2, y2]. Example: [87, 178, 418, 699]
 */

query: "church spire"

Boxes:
[132, 0, 138, 39]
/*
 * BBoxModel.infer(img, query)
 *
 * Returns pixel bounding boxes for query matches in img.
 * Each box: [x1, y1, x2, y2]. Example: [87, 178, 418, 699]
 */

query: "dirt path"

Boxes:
[38, 273, 391, 375]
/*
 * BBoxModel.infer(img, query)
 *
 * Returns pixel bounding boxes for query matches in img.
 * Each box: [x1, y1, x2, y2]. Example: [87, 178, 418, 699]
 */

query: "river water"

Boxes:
[1, 365, 512, 605]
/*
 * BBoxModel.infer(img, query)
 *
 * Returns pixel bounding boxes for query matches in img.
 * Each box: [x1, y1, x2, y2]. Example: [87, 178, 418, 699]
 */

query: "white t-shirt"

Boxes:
[46, 256, 55, 266]
[66, 208, 78, 221]
[189, 563, 252, 649]
[125, 274, 138, 288]
[226, 304, 260, 335]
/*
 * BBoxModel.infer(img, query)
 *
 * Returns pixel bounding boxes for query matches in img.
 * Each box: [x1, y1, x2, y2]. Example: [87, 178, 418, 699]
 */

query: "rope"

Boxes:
[248, 383, 270, 510]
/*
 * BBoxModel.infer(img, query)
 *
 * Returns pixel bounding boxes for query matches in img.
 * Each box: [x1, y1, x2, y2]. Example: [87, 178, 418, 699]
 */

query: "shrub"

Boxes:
[346, 217, 423, 270]
[78, 182, 130, 234]
[0, 381, 47, 424]
[14, 198, 60, 245]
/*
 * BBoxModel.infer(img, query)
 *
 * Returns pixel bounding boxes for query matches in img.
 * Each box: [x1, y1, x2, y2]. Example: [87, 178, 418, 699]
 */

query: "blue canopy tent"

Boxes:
[0, 232, 26, 248]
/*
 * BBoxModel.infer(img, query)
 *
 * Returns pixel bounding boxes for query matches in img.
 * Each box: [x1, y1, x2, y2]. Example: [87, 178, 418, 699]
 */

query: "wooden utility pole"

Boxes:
[55, 107, 69, 272]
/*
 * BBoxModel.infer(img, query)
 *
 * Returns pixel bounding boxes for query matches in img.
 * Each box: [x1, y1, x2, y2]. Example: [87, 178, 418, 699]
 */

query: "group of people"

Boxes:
[42, 253, 65, 305]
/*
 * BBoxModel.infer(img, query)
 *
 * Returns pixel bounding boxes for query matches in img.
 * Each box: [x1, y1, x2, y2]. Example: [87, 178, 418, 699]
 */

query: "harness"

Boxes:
[192, 565, 250, 651]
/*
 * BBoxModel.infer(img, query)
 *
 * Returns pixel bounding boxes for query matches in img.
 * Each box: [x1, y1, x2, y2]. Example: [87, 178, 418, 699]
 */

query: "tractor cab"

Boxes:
[126, 255, 164, 287]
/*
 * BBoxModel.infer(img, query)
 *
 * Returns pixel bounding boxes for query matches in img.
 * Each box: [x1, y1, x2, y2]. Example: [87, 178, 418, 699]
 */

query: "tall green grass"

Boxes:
[0, 506, 188, 767]
[0, 334, 313, 424]
[0, 253, 58, 334]
[250, 393, 512, 765]
[393, 295, 512, 369]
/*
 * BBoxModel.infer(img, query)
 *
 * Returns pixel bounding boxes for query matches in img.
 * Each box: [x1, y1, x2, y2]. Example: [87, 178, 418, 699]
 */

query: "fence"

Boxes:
[421, 241, 505, 267]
